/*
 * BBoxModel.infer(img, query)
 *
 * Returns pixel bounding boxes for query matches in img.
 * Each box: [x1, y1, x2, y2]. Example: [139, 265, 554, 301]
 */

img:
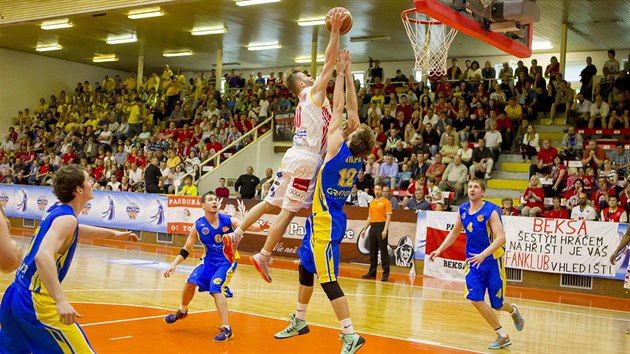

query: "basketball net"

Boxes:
[401, 8, 458, 78]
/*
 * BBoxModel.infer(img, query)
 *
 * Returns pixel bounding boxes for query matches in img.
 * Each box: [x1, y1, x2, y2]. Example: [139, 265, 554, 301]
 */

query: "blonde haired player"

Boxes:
[223, 8, 359, 283]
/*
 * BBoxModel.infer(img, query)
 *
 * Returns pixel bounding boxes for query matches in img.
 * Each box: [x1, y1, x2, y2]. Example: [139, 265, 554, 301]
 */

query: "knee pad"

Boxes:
[298, 264, 314, 287]
[320, 281, 345, 301]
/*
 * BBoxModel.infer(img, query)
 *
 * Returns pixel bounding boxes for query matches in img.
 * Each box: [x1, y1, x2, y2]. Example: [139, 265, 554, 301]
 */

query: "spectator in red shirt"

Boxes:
[435, 76, 451, 97]
[215, 177, 230, 198]
[501, 198, 519, 216]
[62, 146, 77, 165]
[591, 176, 615, 212]
[581, 140, 606, 173]
[529, 139, 557, 177]
[521, 175, 545, 217]
[600, 195, 628, 222]
[541, 196, 569, 219]
[395, 95, 413, 124]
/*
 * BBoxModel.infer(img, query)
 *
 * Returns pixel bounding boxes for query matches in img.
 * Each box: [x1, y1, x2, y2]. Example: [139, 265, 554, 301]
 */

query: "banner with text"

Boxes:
[417, 211, 629, 281]
[504, 217, 618, 277]
[0, 185, 167, 232]
[423, 211, 467, 281]
[273, 110, 295, 142]
[166, 196, 417, 267]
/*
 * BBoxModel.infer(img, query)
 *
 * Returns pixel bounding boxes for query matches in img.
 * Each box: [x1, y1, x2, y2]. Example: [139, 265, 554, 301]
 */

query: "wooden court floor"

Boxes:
[1, 236, 629, 354]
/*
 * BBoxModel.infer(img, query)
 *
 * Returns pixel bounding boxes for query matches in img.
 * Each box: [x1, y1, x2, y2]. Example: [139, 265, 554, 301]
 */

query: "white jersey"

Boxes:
[293, 86, 332, 155]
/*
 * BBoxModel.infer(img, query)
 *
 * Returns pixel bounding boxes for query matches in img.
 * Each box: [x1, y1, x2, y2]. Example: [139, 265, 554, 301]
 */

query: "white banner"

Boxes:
[504, 216, 618, 277]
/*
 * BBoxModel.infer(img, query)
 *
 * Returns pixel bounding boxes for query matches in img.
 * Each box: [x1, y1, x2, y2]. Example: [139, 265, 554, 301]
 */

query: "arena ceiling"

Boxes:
[0, 0, 628, 73]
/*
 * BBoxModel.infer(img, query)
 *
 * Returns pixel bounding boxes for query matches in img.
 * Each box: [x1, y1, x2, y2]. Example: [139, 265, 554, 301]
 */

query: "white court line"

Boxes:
[109, 336, 132, 341]
[228, 309, 486, 354]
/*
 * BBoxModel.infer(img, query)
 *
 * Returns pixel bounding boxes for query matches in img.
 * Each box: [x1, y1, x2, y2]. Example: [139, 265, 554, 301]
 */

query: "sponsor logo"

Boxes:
[36, 196, 48, 211]
[212, 278, 222, 285]
[202, 227, 210, 235]
[0, 193, 8, 208]
[183, 208, 192, 221]
[222, 226, 230, 233]
[126, 202, 140, 220]
[461, 213, 466, 219]
[293, 130, 308, 139]
[288, 188, 306, 202]
[294, 167, 313, 178]
[81, 202, 92, 215]
[477, 215, 485, 222]
[292, 178, 310, 192]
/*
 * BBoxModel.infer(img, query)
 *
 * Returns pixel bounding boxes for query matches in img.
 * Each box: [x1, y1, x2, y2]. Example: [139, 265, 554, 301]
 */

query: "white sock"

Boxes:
[509, 304, 515, 314]
[260, 248, 272, 260]
[340, 318, 354, 335]
[222, 325, 231, 330]
[495, 326, 508, 337]
[296, 303, 308, 321]
[180, 305, 188, 314]
[234, 227, 244, 237]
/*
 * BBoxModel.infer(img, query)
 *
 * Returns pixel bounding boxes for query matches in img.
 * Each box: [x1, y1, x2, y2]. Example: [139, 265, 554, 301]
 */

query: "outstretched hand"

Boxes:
[328, 8, 347, 32]
[116, 230, 139, 242]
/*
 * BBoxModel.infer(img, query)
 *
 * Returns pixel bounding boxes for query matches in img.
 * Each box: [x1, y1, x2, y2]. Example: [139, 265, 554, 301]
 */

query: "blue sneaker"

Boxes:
[511, 304, 525, 331]
[488, 335, 511, 350]
[164, 309, 187, 324]
[213, 327, 233, 342]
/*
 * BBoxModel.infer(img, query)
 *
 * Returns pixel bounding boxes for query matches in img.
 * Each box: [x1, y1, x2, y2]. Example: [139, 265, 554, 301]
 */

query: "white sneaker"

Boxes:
[250, 253, 272, 283]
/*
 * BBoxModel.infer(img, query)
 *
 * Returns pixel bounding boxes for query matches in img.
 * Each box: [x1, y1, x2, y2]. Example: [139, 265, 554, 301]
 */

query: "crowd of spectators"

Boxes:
[1, 50, 629, 220]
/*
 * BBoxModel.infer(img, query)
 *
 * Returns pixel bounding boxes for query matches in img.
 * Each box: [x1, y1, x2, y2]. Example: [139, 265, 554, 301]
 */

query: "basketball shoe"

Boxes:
[164, 309, 187, 324]
[213, 327, 233, 342]
[274, 314, 310, 339]
[510, 304, 525, 331]
[488, 335, 511, 349]
[340, 333, 366, 354]
[222, 233, 240, 263]
[250, 253, 272, 283]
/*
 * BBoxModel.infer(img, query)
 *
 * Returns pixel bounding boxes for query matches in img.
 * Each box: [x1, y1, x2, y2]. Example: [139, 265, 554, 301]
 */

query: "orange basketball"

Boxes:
[325, 7, 352, 35]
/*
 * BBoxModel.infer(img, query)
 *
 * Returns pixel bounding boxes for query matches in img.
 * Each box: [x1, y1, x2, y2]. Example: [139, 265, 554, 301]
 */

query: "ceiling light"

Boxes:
[298, 18, 326, 26]
[128, 7, 164, 19]
[163, 50, 193, 57]
[41, 19, 72, 30]
[247, 43, 281, 51]
[349, 36, 391, 42]
[236, 0, 281, 6]
[532, 40, 553, 50]
[93, 55, 119, 63]
[191, 27, 227, 36]
[36, 44, 62, 52]
[295, 56, 324, 63]
[106, 34, 137, 44]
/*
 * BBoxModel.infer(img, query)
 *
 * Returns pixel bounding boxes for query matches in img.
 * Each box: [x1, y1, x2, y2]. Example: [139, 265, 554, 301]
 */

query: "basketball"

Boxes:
[325, 7, 352, 35]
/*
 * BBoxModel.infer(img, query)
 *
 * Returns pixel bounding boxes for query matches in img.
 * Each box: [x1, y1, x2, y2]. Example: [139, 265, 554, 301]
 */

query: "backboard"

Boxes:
[414, 0, 536, 58]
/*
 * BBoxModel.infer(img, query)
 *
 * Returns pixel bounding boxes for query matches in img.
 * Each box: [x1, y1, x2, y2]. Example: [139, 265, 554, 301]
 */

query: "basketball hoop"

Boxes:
[401, 8, 458, 78]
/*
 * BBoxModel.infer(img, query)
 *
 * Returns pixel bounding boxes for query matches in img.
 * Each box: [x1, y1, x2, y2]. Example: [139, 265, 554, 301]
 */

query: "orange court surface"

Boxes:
[1, 234, 629, 354]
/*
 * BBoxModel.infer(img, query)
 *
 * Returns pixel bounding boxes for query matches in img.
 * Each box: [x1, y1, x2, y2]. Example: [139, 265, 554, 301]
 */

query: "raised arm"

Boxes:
[344, 52, 360, 134]
[325, 52, 349, 158]
[310, 9, 347, 104]
[78, 224, 138, 241]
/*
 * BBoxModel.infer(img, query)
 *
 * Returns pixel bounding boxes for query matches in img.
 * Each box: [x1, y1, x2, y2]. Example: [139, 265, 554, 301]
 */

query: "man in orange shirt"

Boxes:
[360, 184, 392, 282]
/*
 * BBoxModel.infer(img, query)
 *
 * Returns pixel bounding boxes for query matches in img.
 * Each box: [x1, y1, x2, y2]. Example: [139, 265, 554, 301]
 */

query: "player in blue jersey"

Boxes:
[428, 178, 525, 350]
[273, 51, 375, 354]
[163, 191, 261, 342]
[0, 164, 138, 353]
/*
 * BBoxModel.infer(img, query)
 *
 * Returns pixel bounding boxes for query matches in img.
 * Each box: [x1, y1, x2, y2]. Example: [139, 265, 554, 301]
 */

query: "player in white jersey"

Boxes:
[222, 9, 359, 283]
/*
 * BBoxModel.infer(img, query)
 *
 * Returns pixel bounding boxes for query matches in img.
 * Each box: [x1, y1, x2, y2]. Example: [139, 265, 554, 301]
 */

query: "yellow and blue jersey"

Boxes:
[0, 203, 95, 353]
[299, 143, 363, 283]
[188, 214, 237, 297]
[459, 201, 505, 263]
[195, 214, 234, 264]
[313, 143, 364, 214]
[15, 203, 78, 293]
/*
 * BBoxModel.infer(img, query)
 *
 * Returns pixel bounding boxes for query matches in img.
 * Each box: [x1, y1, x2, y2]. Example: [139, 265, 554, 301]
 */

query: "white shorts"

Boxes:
[265, 147, 323, 213]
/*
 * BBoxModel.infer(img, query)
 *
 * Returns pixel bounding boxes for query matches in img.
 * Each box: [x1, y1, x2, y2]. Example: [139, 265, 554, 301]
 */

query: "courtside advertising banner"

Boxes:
[423, 211, 467, 281]
[166, 196, 417, 267]
[419, 211, 629, 281]
[504, 216, 618, 277]
[0, 185, 167, 232]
